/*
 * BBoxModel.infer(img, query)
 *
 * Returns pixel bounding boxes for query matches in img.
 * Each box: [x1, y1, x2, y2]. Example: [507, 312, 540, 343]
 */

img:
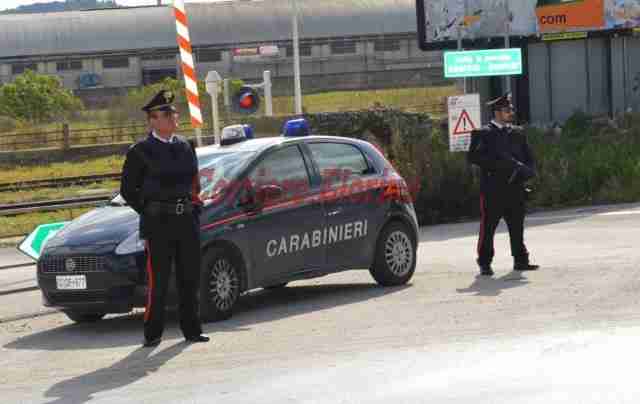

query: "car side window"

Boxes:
[308, 143, 371, 187]
[248, 145, 311, 199]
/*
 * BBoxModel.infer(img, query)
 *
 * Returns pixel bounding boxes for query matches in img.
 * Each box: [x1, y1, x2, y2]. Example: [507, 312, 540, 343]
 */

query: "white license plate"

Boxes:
[56, 275, 87, 290]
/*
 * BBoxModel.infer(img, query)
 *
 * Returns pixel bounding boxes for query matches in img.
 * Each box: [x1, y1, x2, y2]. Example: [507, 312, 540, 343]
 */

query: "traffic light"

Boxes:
[232, 86, 260, 114]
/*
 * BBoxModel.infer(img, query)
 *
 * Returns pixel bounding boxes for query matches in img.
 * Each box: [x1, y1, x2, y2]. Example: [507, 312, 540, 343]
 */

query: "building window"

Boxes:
[374, 38, 401, 52]
[56, 61, 82, 72]
[330, 40, 357, 55]
[12, 63, 37, 75]
[103, 57, 130, 69]
[141, 53, 176, 62]
[285, 44, 312, 57]
[196, 49, 222, 63]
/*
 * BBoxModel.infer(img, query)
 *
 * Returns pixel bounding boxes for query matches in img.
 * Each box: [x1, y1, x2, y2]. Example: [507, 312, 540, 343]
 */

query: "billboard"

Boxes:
[536, 0, 604, 33]
[416, 0, 640, 50]
[606, 0, 640, 29]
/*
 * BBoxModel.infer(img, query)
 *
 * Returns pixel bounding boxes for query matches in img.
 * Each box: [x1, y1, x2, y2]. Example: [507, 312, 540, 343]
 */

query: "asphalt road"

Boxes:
[1, 203, 640, 403]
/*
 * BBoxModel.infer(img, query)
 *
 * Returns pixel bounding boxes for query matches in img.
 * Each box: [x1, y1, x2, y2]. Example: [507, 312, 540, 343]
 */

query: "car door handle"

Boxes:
[327, 208, 342, 217]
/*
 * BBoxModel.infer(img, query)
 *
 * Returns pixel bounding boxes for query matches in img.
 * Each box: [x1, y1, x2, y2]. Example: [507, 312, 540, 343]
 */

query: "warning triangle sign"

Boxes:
[453, 109, 476, 135]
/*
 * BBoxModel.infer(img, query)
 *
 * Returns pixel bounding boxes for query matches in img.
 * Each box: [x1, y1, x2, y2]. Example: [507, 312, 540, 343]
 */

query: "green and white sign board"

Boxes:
[18, 222, 69, 261]
[444, 48, 523, 78]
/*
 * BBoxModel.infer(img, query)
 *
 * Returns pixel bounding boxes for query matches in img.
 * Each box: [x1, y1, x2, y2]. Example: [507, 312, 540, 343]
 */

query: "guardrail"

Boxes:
[0, 195, 112, 216]
[0, 173, 121, 192]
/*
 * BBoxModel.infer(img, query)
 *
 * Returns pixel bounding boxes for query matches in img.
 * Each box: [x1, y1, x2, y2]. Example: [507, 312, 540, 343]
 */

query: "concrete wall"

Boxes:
[528, 36, 640, 125]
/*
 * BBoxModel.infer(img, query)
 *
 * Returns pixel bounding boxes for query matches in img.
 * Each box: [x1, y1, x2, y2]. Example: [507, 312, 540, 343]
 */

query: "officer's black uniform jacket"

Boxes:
[120, 132, 202, 239]
[467, 122, 535, 194]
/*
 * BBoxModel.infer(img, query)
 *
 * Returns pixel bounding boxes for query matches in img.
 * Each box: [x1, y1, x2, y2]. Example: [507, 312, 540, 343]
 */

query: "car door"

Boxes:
[306, 141, 386, 269]
[244, 144, 326, 286]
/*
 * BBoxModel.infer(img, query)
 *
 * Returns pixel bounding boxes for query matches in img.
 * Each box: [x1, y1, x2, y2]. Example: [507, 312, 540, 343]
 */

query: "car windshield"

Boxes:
[109, 150, 255, 206]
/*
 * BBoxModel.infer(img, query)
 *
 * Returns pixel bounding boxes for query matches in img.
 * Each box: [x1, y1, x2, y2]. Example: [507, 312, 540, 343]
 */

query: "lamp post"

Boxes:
[291, 0, 303, 115]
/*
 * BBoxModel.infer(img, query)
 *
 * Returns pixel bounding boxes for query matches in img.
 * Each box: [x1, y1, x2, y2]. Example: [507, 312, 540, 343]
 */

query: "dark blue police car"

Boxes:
[36, 119, 419, 323]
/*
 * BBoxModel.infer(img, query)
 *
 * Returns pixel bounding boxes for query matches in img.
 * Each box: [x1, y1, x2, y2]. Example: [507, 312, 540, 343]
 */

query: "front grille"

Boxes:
[48, 291, 109, 304]
[39, 256, 106, 274]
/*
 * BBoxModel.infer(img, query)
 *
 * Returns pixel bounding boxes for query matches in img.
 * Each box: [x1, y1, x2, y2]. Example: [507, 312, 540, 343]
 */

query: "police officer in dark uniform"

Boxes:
[467, 93, 539, 276]
[120, 89, 209, 347]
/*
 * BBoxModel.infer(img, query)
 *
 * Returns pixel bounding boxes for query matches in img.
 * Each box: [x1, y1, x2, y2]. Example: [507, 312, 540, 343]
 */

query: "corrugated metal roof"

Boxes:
[0, 0, 417, 58]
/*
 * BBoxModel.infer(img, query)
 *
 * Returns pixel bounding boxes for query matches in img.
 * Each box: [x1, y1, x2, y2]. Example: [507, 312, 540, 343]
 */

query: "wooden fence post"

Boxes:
[62, 123, 70, 150]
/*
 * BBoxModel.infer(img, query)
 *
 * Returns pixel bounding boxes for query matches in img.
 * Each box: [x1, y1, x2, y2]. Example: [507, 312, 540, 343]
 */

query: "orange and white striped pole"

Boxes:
[173, 0, 203, 146]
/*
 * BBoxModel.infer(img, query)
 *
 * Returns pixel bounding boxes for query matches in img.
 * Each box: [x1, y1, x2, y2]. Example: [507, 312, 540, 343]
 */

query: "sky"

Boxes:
[0, 1, 209, 12]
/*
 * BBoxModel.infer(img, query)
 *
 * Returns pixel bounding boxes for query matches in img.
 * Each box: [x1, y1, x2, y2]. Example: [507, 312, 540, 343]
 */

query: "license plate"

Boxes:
[56, 275, 87, 290]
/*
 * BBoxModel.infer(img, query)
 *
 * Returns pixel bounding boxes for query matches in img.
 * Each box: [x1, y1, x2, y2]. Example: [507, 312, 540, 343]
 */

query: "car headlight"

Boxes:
[115, 231, 145, 255]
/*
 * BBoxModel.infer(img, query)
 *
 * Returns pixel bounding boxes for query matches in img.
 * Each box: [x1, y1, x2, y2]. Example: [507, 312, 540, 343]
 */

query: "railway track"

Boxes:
[0, 195, 114, 216]
[0, 173, 121, 192]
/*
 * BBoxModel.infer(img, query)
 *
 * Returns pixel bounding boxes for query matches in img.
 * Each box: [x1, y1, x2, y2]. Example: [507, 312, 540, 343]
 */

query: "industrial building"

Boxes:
[0, 0, 445, 105]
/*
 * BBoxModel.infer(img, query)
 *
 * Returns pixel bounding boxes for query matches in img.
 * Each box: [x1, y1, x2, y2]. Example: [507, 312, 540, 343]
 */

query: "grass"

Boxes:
[0, 180, 119, 204]
[268, 85, 456, 117]
[0, 156, 124, 184]
[0, 207, 94, 238]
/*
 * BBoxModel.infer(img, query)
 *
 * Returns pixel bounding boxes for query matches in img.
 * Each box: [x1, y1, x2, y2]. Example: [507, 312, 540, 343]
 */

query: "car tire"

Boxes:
[63, 311, 106, 323]
[264, 282, 288, 290]
[199, 247, 242, 322]
[369, 221, 416, 286]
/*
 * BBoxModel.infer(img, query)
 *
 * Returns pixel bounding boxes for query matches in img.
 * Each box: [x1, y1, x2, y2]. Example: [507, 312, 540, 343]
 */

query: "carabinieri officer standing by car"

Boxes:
[467, 93, 539, 277]
[120, 89, 209, 347]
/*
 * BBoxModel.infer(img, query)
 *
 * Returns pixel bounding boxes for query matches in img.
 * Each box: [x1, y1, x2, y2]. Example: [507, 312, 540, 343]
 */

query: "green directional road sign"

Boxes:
[18, 222, 69, 261]
[444, 48, 523, 78]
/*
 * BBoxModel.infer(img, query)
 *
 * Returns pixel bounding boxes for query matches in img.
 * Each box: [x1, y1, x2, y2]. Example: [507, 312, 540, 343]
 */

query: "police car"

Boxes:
[36, 119, 419, 323]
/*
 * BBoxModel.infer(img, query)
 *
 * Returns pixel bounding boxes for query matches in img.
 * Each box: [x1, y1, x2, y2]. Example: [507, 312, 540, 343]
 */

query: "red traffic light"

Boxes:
[239, 93, 255, 109]
[232, 86, 260, 114]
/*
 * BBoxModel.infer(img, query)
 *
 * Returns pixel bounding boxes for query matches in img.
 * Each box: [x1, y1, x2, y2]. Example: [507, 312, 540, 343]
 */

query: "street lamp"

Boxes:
[291, 0, 303, 115]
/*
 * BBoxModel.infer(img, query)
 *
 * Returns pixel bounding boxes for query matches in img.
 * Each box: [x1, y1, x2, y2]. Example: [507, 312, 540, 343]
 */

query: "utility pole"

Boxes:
[291, 0, 303, 115]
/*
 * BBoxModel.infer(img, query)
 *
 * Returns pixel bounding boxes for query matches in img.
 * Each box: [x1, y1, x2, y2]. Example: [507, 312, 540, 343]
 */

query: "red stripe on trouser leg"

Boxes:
[144, 241, 154, 323]
[477, 194, 486, 256]
[192, 174, 202, 205]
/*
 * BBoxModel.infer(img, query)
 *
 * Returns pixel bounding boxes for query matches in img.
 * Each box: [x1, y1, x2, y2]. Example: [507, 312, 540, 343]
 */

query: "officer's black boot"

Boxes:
[477, 259, 494, 276]
[514, 258, 539, 271]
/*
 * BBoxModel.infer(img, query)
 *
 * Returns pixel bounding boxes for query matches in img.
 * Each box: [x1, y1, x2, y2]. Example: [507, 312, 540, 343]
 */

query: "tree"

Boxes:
[0, 70, 84, 124]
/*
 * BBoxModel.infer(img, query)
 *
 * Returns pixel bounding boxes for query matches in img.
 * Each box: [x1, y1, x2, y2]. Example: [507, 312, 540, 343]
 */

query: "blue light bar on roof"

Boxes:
[282, 118, 310, 137]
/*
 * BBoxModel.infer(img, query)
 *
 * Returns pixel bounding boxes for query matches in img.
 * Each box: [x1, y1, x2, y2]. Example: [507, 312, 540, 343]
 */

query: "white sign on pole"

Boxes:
[448, 93, 481, 152]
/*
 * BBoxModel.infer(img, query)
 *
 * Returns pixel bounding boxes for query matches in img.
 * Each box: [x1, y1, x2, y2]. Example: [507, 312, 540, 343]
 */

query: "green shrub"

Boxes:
[304, 109, 640, 226]
[0, 115, 18, 131]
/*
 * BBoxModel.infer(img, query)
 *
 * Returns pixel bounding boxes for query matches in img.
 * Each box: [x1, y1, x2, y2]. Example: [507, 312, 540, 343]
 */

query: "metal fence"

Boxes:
[0, 98, 448, 152]
[0, 121, 222, 152]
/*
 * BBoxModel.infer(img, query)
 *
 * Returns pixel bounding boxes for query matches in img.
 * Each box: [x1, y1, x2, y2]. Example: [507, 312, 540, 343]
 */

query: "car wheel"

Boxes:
[63, 311, 106, 323]
[200, 247, 242, 322]
[369, 221, 416, 286]
[264, 282, 288, 290]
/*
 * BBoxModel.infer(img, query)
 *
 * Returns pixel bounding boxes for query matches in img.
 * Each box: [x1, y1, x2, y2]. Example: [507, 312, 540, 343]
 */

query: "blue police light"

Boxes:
[282, 118, 310, 137]
[220, 124, 254, 146]
[242, 124, 254, 139]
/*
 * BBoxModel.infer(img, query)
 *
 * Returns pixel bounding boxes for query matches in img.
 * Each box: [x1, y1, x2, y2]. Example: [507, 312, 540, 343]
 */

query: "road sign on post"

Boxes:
[18, 222, 69, 261]
[444, 48, 523, 78]
[448, 93, 481, 152]
[205, 70, 222, 145]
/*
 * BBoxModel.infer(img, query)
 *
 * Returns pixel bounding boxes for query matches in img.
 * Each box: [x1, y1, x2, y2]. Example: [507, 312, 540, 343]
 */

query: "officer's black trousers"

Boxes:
[143, 213, 202, 341]
[476, 188, 529, 266]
